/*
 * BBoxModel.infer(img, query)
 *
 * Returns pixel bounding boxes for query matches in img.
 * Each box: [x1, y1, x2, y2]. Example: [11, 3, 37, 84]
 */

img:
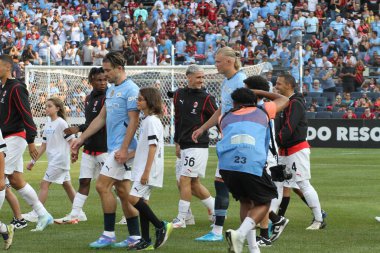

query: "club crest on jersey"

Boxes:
[2, 91, 6, 97]
[116, 92, 122, 97]
[193, 101, 198, 108]
[94, 101, 98, 106]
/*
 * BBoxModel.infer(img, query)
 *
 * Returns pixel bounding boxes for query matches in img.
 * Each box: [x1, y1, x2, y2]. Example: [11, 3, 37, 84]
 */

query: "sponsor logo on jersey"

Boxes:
[193, 101, 198, 108]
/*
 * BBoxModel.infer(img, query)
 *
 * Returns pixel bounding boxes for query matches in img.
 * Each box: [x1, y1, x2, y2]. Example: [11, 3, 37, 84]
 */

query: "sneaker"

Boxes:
[225, 229, 245, 253]
[89, 235, 116, 248]
[306, 220, 326, 230]
[112, 236, 140, 248]
[270, 217, 289, 242]
[185, 215, 195, 225]
[256, 236, 272, 247]
[134, 239, 154, 251]
[172, 217, 186, 228]
[54, 211, 87, 224]
[116, 216, 127, 225]
[31, 213, 54, 232]
[322, 209, 328, 219]
[10, 217, 28, 230]
[195, 231, 223, 242]
[154, 221, 173, 249]
[22, 211, 38, 223]
[3, 224, 14, 250]
[375, 217, 380, 222]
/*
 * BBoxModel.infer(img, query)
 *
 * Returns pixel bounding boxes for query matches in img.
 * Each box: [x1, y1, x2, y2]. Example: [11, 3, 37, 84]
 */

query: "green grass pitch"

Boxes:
[1, 147, 380, 253]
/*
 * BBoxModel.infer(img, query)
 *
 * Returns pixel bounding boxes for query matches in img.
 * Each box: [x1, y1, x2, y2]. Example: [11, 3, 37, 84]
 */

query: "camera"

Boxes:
[269, 164, 293, 182]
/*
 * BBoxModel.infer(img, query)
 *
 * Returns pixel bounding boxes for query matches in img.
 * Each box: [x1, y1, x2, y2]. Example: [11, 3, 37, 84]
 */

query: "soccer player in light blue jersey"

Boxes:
[192, 46, 247, 242]
[71, 52, 141, 249]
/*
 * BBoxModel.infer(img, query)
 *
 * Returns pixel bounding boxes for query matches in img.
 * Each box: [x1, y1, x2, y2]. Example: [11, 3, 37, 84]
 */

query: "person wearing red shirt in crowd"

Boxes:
[315, 5, 326, 27]
[208, 3, 218, 22]
[167, 15, 178, 40]
[329, 51, 339, 66]
[185, 40, 197, 60]
[342, 108, 357, 119]
[197, 0, 209, 17]
[158, 23, 168, 41]
[128, 0, 139, 18]
[361, 107, 376, 119]
[186, 15, 196, 32]
[308, 35, 322, 54]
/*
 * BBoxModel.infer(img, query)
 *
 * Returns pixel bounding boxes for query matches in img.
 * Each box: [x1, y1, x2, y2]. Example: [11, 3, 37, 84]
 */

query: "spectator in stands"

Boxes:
[319, 61, 336, 92]
[310, 80, 323, 93]
[342, 93, 354, 107]
[361, 107, 376, 119]
[342, 108, 357, 119]
[339, 60, 356, 93]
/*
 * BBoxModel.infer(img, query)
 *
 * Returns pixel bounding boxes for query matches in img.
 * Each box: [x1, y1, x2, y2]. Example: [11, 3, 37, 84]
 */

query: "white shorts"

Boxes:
[43, 167, 71, 184]
[130, 181, 153, 200]
[100, 150, 133, 181]
[179, 148, 208, 178]
[4, 136, 27, 175]
[79, 153, 108, 179]
[278, 148, 311, 184]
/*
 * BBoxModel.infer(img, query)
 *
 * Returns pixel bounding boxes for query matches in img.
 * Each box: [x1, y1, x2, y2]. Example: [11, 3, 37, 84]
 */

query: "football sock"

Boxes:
[126, 216, 141, 236]
[270, 181, 283, 212]
[277, 196, 290, 217]
[212, 225, 223, 235]
[103, 213, 115, 233]
[298, 180, 323, 222]
[0, 189, 5, 209]
[0, 223, 8, 240]
[18, 184, 48, 216]
[178, 200, 190, 220]
[260, 228, 269, 239]
[139, 213, 150, 241]
[71, 192, 88, 217]
[269, 211, 281, 223]
[201, 196, 214, 215]
[246, 229, 257, 251]
[134, 198, 162, 229]
[214, 181, 229, 227]
[186, 208, 193, 220]
[237, 217, 256, 237]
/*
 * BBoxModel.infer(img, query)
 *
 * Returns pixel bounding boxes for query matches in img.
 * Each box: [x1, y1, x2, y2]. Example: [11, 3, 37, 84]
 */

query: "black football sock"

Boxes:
[269, 211, 281, 223]
[126, 216, 141, 236]
[104, 213, 116, 232]
[278, 196, 290, 217]
[134, 198, 163, 229]
[260, 228, 269, 239]
[139, 214, 150, 241]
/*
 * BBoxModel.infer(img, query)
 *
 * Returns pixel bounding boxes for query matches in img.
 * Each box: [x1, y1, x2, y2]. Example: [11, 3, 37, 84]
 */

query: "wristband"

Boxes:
[30, 159, 36, 165]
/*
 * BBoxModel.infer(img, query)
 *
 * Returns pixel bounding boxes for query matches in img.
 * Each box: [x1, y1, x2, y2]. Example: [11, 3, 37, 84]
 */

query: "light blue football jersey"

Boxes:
[220, 71, 247, 115]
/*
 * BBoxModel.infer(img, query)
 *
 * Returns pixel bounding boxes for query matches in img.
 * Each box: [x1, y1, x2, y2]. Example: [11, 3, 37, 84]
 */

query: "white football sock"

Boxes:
[246, 229, 258, 250]
[103, 231, 115, 237]
[186, 207, 193, 219]
[0, 189, 5, 209]
[0, 223, 7, 233]
[237, 217, 256, 237]
[212, 225, 223, 235]
[70, 192, 88, 217]
[201, 196, 215, 215]
[298, 180, 323, 222]
[178, 200, 190, 220]
[18, 184, 48, 217]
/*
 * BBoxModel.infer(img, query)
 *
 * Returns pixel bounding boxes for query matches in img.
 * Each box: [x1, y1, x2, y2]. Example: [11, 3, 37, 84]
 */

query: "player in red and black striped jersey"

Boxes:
[0, 54, 53, 231]
[55, 67, 108, 224]
[171, 65, 217, 229]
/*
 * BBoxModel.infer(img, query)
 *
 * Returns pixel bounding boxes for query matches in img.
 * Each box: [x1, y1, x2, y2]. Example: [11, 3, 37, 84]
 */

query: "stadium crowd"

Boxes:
[0, 0, 379, 116]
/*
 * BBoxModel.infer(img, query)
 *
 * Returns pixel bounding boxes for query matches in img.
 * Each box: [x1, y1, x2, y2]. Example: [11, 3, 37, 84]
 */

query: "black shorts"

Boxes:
[220, 169, 278, 205]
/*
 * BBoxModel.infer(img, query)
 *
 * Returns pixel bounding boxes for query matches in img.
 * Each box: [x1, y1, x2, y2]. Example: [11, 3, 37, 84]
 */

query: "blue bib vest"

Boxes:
[216, 107, 270, 177]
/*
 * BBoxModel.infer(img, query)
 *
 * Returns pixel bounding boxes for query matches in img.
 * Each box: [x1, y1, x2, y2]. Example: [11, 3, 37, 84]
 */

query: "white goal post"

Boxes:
[25, 64, 264, 145]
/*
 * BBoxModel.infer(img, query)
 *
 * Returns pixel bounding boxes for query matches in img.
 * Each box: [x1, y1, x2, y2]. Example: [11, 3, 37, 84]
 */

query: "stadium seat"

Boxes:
[367, 92, 379, 101]
[305, 96, 312, 105]
[316, 97, 327, 107]
[332, 112, 345, 118]
[316, 106, 326, 112]
[355, 107, 366, 114]
[322, 92, 336, 105]
[335, 86, 343, 94]
[316, 111, 332, 119]
[351, 92, 363, 100]
[306, 112, 316, 119]
[308, 92, 322, 98]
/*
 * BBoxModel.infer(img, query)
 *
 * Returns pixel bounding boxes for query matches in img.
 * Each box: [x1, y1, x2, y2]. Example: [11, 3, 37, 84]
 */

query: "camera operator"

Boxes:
[270, 74, 326, 240]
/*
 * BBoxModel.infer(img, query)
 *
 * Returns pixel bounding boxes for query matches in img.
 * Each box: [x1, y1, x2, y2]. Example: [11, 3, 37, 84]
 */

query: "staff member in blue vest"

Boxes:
[218, 87, 288, 253]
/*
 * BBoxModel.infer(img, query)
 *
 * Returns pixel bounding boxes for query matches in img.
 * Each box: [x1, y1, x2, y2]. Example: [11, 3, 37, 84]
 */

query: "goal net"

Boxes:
[25, 64, 264, 145]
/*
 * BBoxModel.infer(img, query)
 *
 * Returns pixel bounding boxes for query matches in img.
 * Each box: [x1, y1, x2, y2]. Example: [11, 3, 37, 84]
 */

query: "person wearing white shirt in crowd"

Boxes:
[50, 38, 63, 66]
[146, 40, 158, 66]
[93, 41, 109, 66]
[254, 16, 266, 36]
[308, 0, 318, 12]
[305, 12, 319, 36]
[343, 50, 357, 65]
